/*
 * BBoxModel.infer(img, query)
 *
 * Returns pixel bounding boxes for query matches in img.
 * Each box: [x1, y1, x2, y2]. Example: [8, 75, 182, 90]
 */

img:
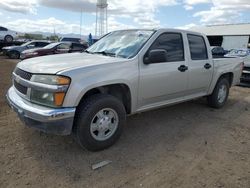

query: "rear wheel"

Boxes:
[73, 94, 126, 151]
[4, 35, 13, 43]
[9, 51, 20, 59]
[207, 78, 230, 108]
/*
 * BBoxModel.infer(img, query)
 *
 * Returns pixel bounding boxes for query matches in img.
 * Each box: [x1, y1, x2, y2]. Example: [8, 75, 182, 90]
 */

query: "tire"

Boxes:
[73, 94, 126, 151]
[4, 35, 13, 43]
[9, 51, 20, 59]
[207, 78, 230, 108]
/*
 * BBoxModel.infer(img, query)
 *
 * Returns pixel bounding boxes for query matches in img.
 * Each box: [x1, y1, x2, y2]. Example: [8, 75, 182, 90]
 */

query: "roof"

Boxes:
[190, 23, 250, 36]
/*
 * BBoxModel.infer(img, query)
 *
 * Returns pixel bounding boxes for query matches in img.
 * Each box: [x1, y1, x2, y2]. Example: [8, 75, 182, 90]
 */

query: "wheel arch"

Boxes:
[218, 72, 234, 87]
[76, 83, 132, 114]
[208, 72, 234, 95]
[7, 50, 20, 58]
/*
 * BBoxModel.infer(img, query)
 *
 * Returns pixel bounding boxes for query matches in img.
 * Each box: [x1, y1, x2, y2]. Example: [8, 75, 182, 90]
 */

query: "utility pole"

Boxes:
[80, 8, 83, 38]
[95, 0, 108, 37]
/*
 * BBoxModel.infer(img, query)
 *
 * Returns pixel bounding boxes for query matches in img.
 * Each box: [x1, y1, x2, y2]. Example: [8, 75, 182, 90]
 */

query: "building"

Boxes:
[191, 23, 250, 50]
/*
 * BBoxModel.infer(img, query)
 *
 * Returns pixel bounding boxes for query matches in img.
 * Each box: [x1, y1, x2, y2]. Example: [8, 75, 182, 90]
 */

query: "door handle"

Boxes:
[178, 65, 188, 72]
[204, 63, 212, 69]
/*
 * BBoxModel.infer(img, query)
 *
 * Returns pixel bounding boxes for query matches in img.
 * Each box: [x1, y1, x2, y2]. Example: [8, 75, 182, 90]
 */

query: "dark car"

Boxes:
[61, 37, 89, 47]
[211, 46, 227, 58]
[61, 37, 81, 43]
[20, 42, 87, 60]
[2, 40, 50, 59]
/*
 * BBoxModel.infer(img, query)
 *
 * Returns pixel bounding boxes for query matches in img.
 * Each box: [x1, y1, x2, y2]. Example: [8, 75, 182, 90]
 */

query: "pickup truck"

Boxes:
[6, 29, 243, 151]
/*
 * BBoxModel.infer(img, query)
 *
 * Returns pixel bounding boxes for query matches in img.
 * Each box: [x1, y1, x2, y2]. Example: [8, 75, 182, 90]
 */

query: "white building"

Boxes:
[191, 23, 250, 50]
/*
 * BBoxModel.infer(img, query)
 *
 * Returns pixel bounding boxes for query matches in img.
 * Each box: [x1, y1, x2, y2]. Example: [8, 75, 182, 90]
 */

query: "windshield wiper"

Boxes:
[92, 51, 116, 57]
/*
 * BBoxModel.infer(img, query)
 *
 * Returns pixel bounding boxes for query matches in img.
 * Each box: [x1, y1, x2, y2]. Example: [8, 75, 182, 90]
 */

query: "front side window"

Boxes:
[36, 42, 48, 47]
[188, 34, 208, 60]
[43, 42, 60, 49]
[149, 33, 184, 62]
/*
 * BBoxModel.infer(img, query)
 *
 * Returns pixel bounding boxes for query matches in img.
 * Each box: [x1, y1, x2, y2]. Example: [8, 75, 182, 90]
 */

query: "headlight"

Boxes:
[32, 75, 70, 85]
[30, 75, 70, 107]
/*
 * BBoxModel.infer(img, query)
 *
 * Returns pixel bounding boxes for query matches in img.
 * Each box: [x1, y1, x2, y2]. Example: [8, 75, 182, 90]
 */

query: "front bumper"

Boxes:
[6, 87, 76, 135]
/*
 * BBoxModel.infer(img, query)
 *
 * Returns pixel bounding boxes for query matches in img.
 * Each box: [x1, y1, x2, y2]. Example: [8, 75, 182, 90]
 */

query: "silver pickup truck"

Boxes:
[7, 29, 243, 151]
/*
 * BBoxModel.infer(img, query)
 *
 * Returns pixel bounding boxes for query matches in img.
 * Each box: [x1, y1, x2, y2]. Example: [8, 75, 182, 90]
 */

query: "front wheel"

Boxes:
[73, 94, 126, 151]
[4, 35, 13, 43]
[9, 51, 20, 59]
[207, 78, 230, 108]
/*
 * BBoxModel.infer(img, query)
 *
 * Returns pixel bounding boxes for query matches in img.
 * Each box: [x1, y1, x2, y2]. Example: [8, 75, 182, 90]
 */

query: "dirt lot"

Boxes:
[0, 56, 250, 188]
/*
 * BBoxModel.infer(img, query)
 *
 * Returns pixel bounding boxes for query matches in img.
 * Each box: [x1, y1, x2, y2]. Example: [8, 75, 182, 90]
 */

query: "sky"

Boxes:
[0, 0, 250, 36]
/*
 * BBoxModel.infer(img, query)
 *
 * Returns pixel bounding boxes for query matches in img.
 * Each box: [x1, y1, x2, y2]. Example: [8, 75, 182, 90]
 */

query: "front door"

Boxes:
[138, 32, 188, 109]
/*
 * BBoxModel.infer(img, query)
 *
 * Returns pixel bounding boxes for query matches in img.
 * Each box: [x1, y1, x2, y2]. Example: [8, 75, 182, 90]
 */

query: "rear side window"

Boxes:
[0, 27, 8, 31]
[36, 42, 49, 47]
[72, 43, 84, 50]
[150, 33, 184, 62]
[188, 34, 208, 60]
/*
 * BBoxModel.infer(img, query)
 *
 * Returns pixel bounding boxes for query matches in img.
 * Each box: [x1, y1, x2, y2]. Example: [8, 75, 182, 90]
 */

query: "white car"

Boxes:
[0, 26, 18, 43]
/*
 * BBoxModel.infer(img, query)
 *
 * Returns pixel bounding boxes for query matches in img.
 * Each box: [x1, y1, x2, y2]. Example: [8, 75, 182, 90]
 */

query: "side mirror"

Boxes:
[144, 49, 167, 64]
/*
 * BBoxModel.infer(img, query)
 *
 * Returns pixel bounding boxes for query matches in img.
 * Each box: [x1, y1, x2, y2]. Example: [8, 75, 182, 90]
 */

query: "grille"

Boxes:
[15, 68, 32, 80]
[243, 66, 250, 72]
[14, 80, 28, 95]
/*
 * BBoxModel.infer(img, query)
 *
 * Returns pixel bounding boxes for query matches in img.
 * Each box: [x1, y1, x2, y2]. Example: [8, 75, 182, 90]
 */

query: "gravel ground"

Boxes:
[0, 56, 250, 188]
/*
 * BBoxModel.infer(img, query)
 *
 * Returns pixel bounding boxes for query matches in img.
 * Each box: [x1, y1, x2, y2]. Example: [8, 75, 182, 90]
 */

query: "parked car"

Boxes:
[225, 49, 250, 85]
[61, 37, 88, 47]
[211, 46, 227, 57]
[6, 29, 243, 151]
[61, 37, 81, 43]
[2, 40, 50, 59]
[0, 26, 18, 43]
[20, 42, 88, 60]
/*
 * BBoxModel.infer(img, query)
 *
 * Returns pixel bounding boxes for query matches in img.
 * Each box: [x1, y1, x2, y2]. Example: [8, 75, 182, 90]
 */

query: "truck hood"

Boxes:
[17, 53, 127, 74]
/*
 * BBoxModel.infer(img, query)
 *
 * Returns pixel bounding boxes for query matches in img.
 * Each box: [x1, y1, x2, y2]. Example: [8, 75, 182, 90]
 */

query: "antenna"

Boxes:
[95, 0, 108, 37]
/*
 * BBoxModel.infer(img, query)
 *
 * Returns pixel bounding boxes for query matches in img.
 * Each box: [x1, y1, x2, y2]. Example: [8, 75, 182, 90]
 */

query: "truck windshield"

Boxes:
[87, 30, 155, 59]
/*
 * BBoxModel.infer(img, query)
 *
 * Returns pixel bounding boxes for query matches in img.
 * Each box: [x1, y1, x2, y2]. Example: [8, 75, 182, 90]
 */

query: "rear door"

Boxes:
[187, 34, 213, 95]
[138, 32, 188, 108]
[0, 27, 8, 40]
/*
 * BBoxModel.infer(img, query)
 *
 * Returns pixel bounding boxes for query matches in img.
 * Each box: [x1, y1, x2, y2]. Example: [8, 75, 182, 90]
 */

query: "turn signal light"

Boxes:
[54, 92, 66, 106]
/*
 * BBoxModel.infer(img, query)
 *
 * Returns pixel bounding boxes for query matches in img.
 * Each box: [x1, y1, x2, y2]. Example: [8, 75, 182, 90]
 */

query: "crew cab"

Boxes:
[6, 29, 243, 151]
